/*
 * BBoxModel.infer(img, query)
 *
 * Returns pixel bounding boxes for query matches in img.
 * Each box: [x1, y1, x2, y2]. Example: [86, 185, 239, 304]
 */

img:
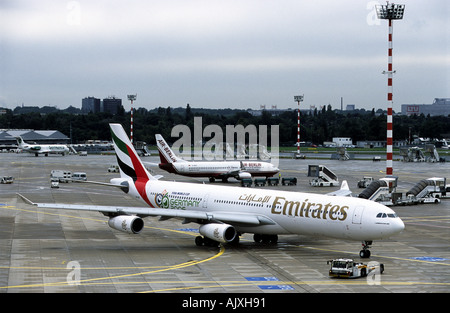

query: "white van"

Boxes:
[72, 172, 87, 181]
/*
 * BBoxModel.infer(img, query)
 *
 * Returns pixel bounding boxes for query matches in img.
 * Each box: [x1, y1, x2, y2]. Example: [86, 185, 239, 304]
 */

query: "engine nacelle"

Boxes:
[110, 178, 129, 193]
[108, 215, 144, 234]
[199, 223, 237, 243]
[237, 172, 252, 180]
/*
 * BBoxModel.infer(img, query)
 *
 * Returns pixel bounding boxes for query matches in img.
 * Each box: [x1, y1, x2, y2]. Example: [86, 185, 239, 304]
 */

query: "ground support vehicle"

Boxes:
[327, 258, 384, 278]
[254, 178, 266, 187]
[357, 177, 373, 188]
[50, 170, 71, 183]
[1, 176, 14, 184]
[308, 165, 339, 187]
[108, 165, 119, 173]
[281, 177, 297, 186]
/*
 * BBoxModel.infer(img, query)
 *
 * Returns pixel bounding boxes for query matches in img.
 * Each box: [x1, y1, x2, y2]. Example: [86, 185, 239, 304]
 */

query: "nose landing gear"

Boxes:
[359, 241, 372, 258]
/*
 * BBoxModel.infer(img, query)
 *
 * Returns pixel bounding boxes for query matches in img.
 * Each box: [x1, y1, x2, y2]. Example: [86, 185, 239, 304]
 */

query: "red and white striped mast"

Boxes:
[376, 2, 405, 176]
[127, 94, 137, 144]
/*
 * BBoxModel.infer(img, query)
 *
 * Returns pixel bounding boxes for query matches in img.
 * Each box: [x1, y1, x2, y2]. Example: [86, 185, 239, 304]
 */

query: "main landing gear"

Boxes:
[359, 240, 372, 258]
[253, 234, 278, 244]
[194, 235, 240, 247]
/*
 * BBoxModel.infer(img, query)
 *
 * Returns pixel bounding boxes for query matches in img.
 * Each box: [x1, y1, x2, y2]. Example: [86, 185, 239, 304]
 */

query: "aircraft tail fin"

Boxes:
[155, 134, 185, 164]
[109, 123, 154, 181]
[15, 136, 25, 148]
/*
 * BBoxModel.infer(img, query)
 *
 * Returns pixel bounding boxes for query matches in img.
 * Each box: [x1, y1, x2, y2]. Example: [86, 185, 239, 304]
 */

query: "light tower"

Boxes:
[294, 95, 304, 159]
[127, 94, 137, 144]
[376, 2, 405, 176]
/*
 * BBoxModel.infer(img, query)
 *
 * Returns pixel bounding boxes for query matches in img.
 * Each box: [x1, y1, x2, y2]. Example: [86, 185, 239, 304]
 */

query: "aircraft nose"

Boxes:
[391, 218, 405, 235]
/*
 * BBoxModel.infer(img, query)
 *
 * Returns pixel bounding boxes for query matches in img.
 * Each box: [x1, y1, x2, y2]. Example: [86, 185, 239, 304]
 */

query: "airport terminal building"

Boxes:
[0, 129, 69, 150]
[401, 98, 450, 116]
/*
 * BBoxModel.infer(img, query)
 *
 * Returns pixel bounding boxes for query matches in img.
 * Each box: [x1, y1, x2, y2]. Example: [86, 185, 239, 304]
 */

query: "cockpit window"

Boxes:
[377, 212, 398, 218]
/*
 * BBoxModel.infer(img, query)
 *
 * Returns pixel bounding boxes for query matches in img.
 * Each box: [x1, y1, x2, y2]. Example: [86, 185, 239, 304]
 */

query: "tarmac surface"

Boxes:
[0, 152, 449, 293]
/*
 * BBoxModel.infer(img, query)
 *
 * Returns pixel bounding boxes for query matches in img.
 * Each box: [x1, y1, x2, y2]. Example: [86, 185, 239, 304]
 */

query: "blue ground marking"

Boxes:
[245, 277, 295, 290]
[245, 277, 279, 281]
[258, 285, 295, 290]
[175, 228, 199, 232]
[410, 257, 448, 262]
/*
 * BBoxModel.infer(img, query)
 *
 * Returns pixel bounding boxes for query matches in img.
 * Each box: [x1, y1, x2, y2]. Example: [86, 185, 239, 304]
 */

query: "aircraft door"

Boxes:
[352, 206, 365, 224]
[202, 193, 209, 209]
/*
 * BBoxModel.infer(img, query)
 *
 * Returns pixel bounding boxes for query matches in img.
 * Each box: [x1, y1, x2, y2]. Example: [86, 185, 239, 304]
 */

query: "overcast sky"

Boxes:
[1, 0, 448, 112]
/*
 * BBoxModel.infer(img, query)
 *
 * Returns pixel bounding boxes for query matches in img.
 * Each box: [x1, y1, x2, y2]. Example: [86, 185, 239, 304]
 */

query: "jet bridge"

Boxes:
[308, 165, 339, 187]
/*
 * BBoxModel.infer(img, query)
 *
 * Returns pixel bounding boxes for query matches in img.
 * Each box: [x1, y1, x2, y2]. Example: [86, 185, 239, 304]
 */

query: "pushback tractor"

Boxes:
[327, 258, 384, 278]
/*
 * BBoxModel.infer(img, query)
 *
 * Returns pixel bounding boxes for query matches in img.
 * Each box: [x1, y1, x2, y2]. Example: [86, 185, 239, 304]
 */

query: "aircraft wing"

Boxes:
[17, 194, 275, 226]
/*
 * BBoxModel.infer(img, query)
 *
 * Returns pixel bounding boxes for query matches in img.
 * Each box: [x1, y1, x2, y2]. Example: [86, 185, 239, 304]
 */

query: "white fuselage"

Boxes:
[20, 143, 69, 155]
[165, 161, 279, 178]
[127, 178, 404, 242]
[173, 161, 241, 176]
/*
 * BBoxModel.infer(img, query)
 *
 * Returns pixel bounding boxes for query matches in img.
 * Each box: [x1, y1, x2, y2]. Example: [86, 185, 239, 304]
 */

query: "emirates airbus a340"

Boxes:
[20, 124, 404, 258]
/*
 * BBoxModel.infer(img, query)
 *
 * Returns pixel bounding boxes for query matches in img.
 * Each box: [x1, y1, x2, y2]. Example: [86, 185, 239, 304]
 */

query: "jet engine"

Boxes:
[237, 172, 252, 180]
[108, 215, 144, 234]
[199, 223, 237, 243]
[110, 178, 130, 193]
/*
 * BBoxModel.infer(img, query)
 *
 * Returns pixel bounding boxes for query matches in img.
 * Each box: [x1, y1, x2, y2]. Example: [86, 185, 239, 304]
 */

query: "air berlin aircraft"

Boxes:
[155, 134, 279, 182]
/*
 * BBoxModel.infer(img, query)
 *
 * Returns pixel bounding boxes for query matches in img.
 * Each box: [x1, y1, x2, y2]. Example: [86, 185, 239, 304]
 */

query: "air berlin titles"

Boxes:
[157, 139, 177, 163]
[240, 193, 349, 221]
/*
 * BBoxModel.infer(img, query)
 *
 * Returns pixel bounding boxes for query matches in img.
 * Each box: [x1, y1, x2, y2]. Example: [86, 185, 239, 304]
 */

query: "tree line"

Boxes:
[1, 105, 449, 146]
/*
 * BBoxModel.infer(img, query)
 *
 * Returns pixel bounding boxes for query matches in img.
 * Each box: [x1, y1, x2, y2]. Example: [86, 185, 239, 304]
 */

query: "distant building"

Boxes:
[332, 137, 353, 147]
[102, 96, 123, 115]
[346, 104, 355, 111]
[401, 98, 450, 116]
[82, 97, 101, 113]
[0, 129, 69, 150]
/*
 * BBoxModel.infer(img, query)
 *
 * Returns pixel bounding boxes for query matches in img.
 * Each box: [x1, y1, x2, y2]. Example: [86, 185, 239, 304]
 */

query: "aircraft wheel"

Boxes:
[253, 234, 262, 243]
[270, 235, 278, 244]
[195, 236, 204, 246]
[361, 268, 367, 277]
[229, 235, 240, 245]
[359, 249, 371, 258]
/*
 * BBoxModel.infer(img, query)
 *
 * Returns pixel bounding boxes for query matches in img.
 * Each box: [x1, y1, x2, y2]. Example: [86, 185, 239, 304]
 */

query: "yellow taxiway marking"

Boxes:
[1, 204, 449, 292]
[1, 245, 225, 290]
[0, 204, 224, 290]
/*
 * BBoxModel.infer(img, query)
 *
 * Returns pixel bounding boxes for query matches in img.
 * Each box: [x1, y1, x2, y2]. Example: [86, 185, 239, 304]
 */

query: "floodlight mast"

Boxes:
[376, 2, 405, 176]
[127, 94, 137, 144]
[294, 95, 304, 156]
